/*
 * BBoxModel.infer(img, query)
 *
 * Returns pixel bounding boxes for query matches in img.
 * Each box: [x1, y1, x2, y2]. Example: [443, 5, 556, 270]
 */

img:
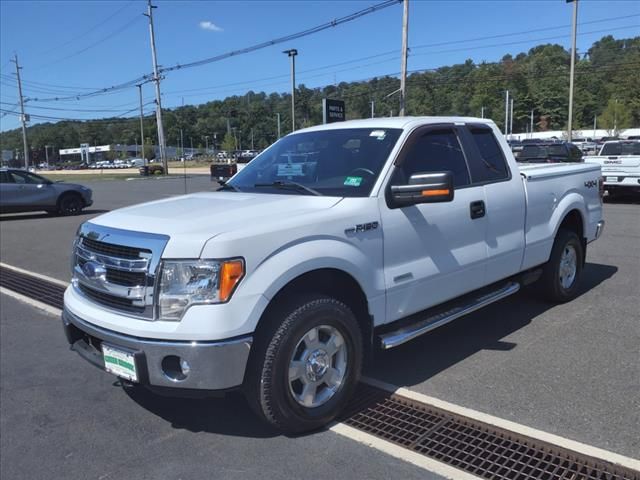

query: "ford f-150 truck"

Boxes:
[62, 117, 605, 433]
[584, 140, 640, 196]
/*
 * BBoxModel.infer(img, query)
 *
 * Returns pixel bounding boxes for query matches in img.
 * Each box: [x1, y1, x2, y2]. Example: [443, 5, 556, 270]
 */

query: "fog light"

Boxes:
[161, 355, 189, 381]
[180, 358, 191, 375]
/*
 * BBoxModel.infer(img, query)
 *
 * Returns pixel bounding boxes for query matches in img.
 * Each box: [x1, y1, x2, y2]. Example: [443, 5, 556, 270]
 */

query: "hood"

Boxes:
[90, 191, 342, 257]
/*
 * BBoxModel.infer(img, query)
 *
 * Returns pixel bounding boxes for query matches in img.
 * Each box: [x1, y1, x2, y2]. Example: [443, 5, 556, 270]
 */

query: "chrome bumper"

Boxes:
[62, 308, 252, 391]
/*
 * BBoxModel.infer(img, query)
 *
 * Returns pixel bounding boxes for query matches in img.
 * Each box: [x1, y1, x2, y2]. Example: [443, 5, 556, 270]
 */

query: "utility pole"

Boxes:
[205, 135, 209, 153]
[509, 98, 514, 140]
[567, 0, 578, 141]
[481, 106, 485, 118]
[144, 0, 167, 173]
[283, 49, 298, 131]
[399, 0, 409, 116]
[251, 129, 254, 150]
[504, 90, 510, 135]
[12, 54, 29, 169]
[593, 115, 597, 138]
[137, 84, 146, 164]
[530, 109, 534, 138]
[370, 100, 375, 118]
[44, 145, 49, 165]
[277, 113, 281, 139]
[180, 128, 184, 159]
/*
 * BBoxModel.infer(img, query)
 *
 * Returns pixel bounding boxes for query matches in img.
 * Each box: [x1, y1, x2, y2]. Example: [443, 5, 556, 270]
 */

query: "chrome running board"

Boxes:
[378, 281, 521, 350]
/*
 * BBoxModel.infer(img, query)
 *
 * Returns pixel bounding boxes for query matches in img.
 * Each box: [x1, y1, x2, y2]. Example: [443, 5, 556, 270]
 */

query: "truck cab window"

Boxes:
[467, 127, 510, 182]
[394, 129, 470, 187]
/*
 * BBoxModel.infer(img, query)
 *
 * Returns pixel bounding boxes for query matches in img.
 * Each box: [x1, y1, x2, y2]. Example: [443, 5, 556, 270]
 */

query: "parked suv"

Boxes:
[517, 142, 583, 163]
[0, 168, 93, 215]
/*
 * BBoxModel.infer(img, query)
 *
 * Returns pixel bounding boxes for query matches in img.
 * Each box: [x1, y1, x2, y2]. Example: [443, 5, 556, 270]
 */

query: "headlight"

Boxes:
[157, 259, 244, 321]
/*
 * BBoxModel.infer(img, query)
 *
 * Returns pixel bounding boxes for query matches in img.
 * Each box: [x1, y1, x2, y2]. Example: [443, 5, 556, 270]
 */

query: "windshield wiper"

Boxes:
[254, 181, 322, 196]
[217, 181, 241, 192]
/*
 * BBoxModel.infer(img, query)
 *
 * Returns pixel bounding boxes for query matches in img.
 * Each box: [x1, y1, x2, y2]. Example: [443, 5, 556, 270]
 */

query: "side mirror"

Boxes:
[390, 171, 454, 207]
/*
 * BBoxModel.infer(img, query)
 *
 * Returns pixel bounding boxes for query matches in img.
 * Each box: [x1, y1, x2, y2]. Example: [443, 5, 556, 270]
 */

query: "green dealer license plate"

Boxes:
[102, 344, 138, 382]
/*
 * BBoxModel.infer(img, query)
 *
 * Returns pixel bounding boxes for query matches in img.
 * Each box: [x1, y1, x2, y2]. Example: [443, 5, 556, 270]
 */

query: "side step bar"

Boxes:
[378, 281, 521, 350]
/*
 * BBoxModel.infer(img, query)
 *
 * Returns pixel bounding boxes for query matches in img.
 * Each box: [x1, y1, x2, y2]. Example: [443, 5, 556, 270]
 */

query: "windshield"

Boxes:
[600, 142, 640, 156]
[227, 128, 403, 196]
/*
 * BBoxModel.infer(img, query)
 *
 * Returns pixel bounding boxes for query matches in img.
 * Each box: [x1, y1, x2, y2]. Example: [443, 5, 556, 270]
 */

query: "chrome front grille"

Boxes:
[72, 223, 169, 320]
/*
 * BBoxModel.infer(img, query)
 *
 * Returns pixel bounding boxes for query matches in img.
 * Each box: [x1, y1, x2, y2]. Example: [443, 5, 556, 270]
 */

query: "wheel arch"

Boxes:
[254, 268, 374, 361]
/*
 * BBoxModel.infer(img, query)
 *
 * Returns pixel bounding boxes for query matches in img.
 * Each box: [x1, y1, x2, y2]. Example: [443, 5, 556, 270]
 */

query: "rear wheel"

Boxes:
[245, 296, 363, 434]
[58, 193, 83, 216]
[537, 228, 584, 303]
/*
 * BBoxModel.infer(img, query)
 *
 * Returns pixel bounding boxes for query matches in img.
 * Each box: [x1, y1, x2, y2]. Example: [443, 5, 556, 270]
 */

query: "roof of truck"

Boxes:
[296, 116, 495, 133]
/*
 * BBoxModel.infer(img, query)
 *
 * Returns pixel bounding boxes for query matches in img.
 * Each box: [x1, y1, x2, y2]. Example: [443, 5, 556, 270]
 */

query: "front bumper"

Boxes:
[62, 308, 252, 391]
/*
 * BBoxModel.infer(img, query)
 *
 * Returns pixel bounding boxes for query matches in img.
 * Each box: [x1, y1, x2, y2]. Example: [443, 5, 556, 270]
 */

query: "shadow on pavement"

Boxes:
[367, 262, 617, 387]
[122, 263, 616, 437]
[124, 385, 279, 439]
[0, 209, 110, 221]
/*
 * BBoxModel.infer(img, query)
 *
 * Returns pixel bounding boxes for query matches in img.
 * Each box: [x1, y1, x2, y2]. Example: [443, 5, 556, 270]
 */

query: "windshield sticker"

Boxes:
[276, 163, 304, 177]
[344, 176, 363, 187]
[369, 130, 387, 140]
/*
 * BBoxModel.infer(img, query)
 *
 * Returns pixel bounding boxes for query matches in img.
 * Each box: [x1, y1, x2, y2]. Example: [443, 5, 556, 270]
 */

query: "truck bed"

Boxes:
[517, 162, 602, 271]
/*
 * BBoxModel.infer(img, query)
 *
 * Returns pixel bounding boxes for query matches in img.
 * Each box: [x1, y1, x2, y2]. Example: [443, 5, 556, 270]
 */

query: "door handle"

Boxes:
[470, 200, 485, 219]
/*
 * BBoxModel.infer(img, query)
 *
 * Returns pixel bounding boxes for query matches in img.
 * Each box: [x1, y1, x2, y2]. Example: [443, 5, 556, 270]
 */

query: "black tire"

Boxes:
[245, 295, 363, 434]
[57, 193, 84, 216]
[537, 228, 584, 303]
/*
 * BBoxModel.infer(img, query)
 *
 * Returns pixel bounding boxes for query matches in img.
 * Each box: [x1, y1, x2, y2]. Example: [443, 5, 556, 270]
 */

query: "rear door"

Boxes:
[7, 171, 56, 208]
[460, 124, 526, 284]
[380, 124, 488, 322]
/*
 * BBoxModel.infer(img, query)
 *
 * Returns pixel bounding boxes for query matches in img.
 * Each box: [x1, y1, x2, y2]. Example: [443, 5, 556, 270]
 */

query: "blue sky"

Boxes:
[1, 0, 639, 132]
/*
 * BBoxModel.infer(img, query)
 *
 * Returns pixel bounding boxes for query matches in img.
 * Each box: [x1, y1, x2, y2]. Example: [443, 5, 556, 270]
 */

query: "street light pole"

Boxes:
[567, 0, 579, 142]
[283, 49, 298, 132]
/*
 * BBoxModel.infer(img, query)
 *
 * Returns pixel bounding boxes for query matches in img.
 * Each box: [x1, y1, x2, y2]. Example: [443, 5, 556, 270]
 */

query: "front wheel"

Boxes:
[58, 194, 83, 216]
[245, 296, 363, 434]
[537, 228, 584, 303]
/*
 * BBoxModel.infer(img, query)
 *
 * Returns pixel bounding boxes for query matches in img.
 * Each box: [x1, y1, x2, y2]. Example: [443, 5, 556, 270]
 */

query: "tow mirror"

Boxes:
[390, 171, 454, 207]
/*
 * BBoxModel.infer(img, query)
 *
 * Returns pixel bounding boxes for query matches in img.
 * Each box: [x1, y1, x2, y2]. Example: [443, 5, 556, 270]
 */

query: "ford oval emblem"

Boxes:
[82, 261, 107, 281]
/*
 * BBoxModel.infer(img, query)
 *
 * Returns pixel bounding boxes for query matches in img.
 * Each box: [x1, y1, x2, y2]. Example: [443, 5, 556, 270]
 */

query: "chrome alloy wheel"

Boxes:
[288, 325, 348, 408]
[559, 244, 577, 289]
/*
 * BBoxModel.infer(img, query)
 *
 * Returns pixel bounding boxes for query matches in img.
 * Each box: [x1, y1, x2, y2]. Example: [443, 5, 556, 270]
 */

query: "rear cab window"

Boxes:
[464, 126, 510, 183]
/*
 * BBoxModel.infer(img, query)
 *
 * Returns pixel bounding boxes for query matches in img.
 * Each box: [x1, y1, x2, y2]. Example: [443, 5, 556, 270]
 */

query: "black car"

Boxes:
[516, 142, 583, 163]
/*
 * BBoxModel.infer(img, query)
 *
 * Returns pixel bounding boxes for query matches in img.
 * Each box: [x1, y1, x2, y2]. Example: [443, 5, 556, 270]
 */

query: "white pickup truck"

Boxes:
[63, 117, 605, 433]
[584, 140, 640, 196]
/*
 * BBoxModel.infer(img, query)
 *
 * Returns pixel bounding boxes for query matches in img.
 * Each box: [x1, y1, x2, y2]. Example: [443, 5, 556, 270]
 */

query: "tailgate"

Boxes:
[585, 155, 640, 171]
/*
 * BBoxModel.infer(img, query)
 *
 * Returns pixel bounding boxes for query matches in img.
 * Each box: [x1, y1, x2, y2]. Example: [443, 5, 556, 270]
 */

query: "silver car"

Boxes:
[0, 168, 93, 215]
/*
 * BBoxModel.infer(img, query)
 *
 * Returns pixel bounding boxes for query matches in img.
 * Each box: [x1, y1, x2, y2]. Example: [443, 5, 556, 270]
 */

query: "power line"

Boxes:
[410, 25, 640, 58]
[410, 13, 640, 51]
[158, 0, 402, 73]
[38, 0, 137, 55]
[35, 16, 144, 70]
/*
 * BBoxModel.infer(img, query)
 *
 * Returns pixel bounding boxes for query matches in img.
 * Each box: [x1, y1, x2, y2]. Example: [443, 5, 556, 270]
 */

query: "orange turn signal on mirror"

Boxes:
[219, 260, 244, 302]
[421, 189, 450, 197]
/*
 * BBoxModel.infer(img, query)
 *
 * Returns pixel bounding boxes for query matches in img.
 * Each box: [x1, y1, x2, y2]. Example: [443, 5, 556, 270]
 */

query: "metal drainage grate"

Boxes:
[342, 383, 639, 480]
[0, 266, 66, 310]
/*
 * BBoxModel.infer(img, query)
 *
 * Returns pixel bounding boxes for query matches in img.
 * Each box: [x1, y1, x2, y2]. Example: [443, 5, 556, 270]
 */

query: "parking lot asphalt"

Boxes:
[1, 177, 639, 477]
[0, 296, 435, 480]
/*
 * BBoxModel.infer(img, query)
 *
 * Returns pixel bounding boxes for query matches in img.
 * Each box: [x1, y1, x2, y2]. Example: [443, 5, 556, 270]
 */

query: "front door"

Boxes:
[380, 125, 488, 323]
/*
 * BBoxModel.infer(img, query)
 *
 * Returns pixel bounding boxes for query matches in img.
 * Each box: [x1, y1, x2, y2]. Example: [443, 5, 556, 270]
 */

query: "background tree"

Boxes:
[599, 98, 632, 136]
[221, 132, 236, 152]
